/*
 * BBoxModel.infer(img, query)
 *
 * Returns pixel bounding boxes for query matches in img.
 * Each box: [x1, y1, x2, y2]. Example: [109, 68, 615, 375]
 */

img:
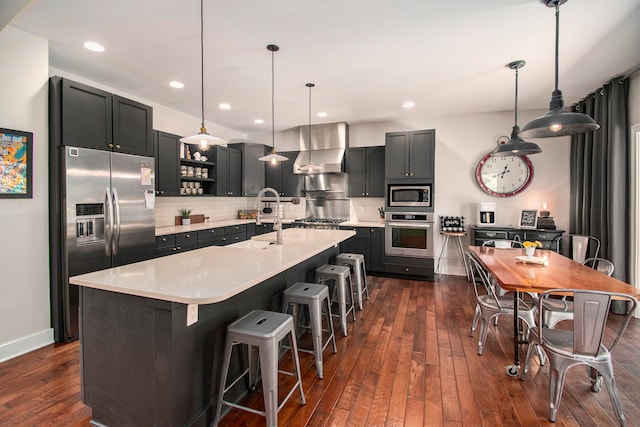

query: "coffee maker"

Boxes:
[478, 202, 496, 226]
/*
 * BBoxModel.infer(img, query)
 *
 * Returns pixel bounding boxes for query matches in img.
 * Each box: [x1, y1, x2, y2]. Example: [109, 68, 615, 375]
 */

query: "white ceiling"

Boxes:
[9, 0, 640, 135]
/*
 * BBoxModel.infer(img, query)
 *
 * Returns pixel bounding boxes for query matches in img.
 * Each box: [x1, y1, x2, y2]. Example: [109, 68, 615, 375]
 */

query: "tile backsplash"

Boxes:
[349, 197, 385, 222]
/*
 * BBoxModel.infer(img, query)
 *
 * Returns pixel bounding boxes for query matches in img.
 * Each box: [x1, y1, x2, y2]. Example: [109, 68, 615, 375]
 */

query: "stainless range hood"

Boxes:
[294, 122, 348, 174]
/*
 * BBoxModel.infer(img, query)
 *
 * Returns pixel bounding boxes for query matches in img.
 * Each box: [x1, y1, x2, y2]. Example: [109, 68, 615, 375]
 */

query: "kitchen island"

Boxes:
[70, 228, 355, 427]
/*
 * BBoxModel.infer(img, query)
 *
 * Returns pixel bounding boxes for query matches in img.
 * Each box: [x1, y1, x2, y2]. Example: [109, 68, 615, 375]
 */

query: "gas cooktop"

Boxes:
[293, 217, 348, 224]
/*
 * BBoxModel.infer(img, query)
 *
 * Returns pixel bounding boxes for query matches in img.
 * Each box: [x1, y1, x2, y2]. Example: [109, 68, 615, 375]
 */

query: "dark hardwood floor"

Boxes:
[1, 275, 639, 426]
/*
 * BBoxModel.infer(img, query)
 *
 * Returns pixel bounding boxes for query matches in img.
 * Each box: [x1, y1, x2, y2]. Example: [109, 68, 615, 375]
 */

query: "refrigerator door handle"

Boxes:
[112, 187, 121, 255]
[104, 187, 114, 256]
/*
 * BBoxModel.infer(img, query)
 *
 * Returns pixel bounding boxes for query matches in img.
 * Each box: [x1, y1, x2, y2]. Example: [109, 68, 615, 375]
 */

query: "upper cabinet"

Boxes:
[385, 129, 435, 181]
[264, 150, 304, 197]
[347, 146, 385, 197]
[229, 143, 265, 197]
[154, 130, 181, 196]
[50, 77, 153, 157]
[214, 146, 242, 197]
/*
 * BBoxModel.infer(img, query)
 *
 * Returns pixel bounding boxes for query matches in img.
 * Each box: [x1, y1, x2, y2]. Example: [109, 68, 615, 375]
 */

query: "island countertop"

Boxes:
[70, 228, 355, 305]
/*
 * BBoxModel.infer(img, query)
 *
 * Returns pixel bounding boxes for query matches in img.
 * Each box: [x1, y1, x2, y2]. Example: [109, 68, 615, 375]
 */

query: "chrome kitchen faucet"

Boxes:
[256, 187, 283, 245]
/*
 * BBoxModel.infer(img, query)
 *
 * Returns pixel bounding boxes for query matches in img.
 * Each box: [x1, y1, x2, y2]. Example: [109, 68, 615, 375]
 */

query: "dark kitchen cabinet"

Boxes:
[339, 226, 385, 273]
[470, 226, 564, 250]
[347, 147, 385, 197]
[154, 233, 197, 257]
[214, 146, 242, 197]
[50, 77, 153, 157]
[154, 130, 181, 196]
[264, 150, 303, 197]
[385, 129, 435, 180]
[229, 143, 266, 197]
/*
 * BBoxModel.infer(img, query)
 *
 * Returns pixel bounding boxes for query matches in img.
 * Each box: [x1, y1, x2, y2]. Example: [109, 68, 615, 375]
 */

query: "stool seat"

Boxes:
[441, 231, 467, 237]
[316, 264, 356, 336]
[336, 253, 369, 310]
[283, 282, 337, 379]
[214, 310, 305, 427]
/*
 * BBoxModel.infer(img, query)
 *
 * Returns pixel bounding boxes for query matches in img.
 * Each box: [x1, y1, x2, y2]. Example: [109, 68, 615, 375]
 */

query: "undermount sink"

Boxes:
[228, 239, 275, 249]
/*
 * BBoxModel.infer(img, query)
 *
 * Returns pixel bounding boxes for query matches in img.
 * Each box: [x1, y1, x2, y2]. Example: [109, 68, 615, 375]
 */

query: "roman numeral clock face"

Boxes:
[475, 153, 534, 197]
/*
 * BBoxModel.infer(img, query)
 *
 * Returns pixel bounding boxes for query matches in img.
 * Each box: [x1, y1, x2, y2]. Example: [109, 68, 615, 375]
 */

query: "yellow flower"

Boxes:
[523, 240, 542, 248]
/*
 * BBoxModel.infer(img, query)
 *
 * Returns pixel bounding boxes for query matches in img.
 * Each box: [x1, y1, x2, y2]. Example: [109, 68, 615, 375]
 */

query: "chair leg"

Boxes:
[325, 297, 337, 354]
[214, 337, 235, 427]
[548, 360, 570, 422]
[309, 301, 324, 379]
[259, 340, 279, 427]
[470, 304, 480, 337]
[593, 361, 626, 427]
[477, 311, 493, 355]
[287, 330, 307, 406]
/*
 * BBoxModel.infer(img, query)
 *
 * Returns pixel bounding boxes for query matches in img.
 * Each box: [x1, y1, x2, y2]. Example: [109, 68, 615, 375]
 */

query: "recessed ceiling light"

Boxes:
[403, 101, 415, 109]
[254, 119, 264, 124]
[219, 103, 231, 110]
[317, 112, 327, 118]
[169, 81, 184, 89]
[83, 41, 105, 52]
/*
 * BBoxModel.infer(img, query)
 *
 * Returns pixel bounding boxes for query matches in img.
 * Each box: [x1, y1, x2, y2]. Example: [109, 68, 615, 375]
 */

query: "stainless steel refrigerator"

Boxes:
[53, 146, 155, 341]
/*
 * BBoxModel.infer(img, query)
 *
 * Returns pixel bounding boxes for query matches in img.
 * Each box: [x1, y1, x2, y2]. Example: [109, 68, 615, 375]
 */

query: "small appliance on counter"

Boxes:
[478, 202, 496, 226]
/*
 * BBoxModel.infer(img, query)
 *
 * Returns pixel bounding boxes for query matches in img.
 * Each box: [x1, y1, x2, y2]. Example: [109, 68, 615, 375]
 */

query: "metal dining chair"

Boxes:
[542, 257, 615, 328]
[522, 289, 637, 426]
[554, 234, 600, 263]
[466, 252, 537, 355]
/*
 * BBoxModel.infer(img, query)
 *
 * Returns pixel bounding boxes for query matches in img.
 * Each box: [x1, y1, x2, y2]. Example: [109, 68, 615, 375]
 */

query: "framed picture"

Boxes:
[519, 209, 538, 229]
[0, 128, 33, 198]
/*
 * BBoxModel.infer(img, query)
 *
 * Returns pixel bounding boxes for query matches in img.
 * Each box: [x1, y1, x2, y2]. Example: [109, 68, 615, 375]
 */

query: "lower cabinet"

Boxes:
[339, 226, 385, 273]
[155, 233, 197, 256]
[470, 226, 564, 250]
[155, 224, 249, 256]
[384, 256, 434, 281]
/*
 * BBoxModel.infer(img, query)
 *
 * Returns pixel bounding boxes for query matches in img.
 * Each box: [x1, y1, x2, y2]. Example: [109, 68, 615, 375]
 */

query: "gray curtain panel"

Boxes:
[570, 77, 630, 282]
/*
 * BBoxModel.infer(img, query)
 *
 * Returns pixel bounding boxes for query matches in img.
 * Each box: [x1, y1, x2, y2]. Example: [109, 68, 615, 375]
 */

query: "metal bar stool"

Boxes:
[436, 231, 469, 280]
[336, 253, 369, 310]
[316, 264, 356, 336]
[214, 310, 306, 427]
[282, 282, 337, 379]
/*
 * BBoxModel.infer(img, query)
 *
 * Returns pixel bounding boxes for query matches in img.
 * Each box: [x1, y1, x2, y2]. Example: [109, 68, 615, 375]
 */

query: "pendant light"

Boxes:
[179, 0, 225, 150]
[259, 44, 288, 164]
[298, 83, 321, 173]
[493, 61, 542, 156]
[520, 0, 599, 138]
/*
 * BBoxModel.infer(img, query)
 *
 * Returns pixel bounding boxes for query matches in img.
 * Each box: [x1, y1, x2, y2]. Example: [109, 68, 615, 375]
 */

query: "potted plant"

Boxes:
[523, 240, 542, 257]
[179, 208, 192, 226]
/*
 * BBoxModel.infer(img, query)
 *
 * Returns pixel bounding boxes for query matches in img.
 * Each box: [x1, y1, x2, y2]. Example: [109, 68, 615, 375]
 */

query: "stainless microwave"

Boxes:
[388, 185, 432, 207]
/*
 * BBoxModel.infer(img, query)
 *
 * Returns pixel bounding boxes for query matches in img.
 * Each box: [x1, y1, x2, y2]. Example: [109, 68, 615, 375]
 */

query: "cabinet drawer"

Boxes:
[475, 230, 508, 239]
[155, 234, 175, 249]
[384, 262, 433, 277]
[224, 224, 247, 235]
[197, 227, 224, 243]
[197, 237, 226, 248]
[176, 232, 195, 244]
[524, 231, 561, 241]
[224, 233, 247, 245]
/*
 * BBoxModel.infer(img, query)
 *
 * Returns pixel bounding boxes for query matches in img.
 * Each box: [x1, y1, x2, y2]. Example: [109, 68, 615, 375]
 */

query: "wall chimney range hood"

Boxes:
[294, 122, 348, 174]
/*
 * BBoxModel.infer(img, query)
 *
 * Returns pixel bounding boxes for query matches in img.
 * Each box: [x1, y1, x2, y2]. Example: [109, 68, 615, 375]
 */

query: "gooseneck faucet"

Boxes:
[256, 187, 282, 245]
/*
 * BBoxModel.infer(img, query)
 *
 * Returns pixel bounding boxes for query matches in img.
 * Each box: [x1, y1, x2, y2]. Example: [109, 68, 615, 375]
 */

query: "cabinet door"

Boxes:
[370, 227, 385, 272]
[154, 131, 180, 196]
[281, 151, 303, 196]
[347, 148, 367, 197]
[112, 95, 154, 157]
[61, 78, 112, 150]
[215, 146, 229, 196]
[385, 132, 409, 179]
[408, 129, 435, 179]
[366, 146, 385, 197]
[241, 144, 265, 196]
[228, 147, 242, 197]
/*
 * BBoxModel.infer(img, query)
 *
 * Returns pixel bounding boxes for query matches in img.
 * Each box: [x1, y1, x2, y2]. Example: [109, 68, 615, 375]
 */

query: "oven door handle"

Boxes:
[386, 222, 432, 228]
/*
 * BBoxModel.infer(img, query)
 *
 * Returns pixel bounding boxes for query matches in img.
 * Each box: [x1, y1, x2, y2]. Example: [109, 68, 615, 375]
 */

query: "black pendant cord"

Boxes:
[514, 66, 519, 127]
[553, 4, 560, 93]
[199, 0, 205, 129]
[271, 48, 275, 149]
[306, 83, 314, 164]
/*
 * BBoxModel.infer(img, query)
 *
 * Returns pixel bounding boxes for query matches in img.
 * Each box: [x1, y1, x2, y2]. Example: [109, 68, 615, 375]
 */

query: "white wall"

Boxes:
[0, 27, 52, 361]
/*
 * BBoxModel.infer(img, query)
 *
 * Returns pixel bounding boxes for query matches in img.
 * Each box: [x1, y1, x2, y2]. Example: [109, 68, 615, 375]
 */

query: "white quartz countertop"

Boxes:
[341, 220, 385, 228]
[70, 228, 355, 305]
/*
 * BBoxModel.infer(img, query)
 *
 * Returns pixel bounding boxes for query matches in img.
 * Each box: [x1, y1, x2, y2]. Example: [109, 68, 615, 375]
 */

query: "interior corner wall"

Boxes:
[0, 26, 52, 361]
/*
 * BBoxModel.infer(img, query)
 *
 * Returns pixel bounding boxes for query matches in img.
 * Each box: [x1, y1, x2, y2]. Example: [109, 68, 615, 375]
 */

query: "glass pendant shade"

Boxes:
[494, 60, 541, 157]
[520, 0, 599, 138]
[259, 44, 288, 163]
[180, 0, 225, 149]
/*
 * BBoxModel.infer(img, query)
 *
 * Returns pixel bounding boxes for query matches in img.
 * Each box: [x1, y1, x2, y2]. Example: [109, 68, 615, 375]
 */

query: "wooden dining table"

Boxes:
[468, 246, 640, 376]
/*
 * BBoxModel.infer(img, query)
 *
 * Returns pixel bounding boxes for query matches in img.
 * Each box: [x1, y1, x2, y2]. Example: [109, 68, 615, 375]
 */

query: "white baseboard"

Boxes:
[0, 328, 54, 363]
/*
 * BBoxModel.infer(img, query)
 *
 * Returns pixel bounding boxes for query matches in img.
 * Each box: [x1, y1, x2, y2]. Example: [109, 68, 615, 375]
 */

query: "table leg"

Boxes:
[506, 290, 521, 377]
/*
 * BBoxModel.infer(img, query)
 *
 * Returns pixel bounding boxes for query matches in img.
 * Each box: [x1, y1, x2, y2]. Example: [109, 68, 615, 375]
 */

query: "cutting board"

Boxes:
[175, 214, 206, 226]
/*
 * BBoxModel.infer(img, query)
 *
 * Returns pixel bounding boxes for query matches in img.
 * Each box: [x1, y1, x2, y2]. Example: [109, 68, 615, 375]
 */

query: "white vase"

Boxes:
[525, 246, 535, 257]
[182, 218, 191, 226]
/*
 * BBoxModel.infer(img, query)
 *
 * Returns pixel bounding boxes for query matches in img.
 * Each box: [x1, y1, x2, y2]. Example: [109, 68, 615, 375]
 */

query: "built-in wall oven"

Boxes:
[385, 211, 435, 258]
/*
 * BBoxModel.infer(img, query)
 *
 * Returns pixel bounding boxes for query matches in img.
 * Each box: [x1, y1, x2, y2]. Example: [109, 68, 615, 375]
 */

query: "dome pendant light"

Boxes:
[259, 44, 288, 164]
[520, 0, 599, 138]
[298, 83, 321, 173]
[180, 0, 226, 150]
[494, 61, 541, 156]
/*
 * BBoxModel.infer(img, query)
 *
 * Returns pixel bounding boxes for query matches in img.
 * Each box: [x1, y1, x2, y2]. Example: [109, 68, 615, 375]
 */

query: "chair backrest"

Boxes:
[538, 289, 637, 356]
[482, 239, 524, 248]
[555, 235, 600, 263]
[465, 252, 501, 306]
[583, 257, 614, 276]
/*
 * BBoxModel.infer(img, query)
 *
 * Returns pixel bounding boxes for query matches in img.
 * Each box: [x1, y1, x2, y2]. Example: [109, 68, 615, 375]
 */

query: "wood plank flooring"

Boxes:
[1, 275, 639, 426]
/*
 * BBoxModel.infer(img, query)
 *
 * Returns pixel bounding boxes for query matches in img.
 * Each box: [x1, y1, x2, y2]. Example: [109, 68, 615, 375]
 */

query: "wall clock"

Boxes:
[475, 152, 534, 197]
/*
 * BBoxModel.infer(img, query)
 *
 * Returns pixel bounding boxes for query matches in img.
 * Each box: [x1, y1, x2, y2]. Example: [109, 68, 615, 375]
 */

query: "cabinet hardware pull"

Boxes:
[115, 145, 121, 149]
[108, 143, 113, 148]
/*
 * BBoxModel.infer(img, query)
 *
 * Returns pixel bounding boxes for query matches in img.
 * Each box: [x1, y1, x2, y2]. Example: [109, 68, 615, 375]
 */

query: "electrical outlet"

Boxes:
[187, 304, 198, 326]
